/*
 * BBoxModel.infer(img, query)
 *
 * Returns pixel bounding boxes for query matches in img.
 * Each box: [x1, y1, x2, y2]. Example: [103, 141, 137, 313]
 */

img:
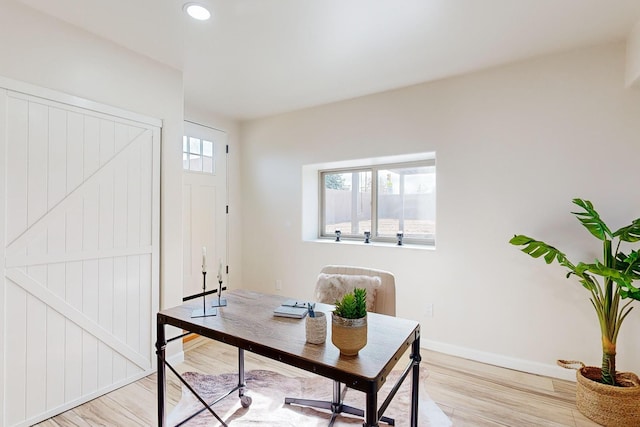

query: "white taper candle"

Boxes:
[202, 246, 207, 273]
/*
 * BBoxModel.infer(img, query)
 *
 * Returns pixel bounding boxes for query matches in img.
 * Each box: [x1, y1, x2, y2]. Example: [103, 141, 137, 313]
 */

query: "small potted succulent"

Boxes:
[331, 288, 368, 356]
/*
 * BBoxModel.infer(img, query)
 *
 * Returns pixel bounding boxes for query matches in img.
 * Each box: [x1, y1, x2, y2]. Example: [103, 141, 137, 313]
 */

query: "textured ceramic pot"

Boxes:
[305, 312, 327, 344]
[331, 313, 367, 356]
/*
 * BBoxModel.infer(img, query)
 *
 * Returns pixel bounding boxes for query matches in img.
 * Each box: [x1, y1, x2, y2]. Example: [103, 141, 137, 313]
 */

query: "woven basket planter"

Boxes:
[331, 313, 367, 356]
[575, 366, 640, 426]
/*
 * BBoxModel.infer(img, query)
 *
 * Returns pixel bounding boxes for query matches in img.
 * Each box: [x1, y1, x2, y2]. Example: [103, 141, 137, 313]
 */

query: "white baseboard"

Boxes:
[422, 339, 577, 382]
[167, 350, 185, 366]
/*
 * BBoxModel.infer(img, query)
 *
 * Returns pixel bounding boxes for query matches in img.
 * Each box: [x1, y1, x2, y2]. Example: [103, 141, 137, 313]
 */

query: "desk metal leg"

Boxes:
[364, 389, 379, 427]
[156, 319, 167, 427]
[410, 334, 421, 427]
[238, 348, 252, 408]
[238, 348, 245, 389]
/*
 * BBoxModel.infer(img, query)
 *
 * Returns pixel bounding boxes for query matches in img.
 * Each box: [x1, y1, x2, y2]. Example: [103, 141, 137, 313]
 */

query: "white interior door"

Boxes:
[0, 85, 160, 427]
[182, 121, 227, 298]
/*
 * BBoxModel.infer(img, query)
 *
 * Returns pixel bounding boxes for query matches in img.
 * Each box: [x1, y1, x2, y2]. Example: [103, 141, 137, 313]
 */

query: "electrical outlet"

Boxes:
[275, 279, 282, 290]
[424, 303, 433, 318]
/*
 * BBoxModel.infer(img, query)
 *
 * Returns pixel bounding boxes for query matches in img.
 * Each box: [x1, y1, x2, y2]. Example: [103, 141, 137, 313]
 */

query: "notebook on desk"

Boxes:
[273, 300, 315, 319]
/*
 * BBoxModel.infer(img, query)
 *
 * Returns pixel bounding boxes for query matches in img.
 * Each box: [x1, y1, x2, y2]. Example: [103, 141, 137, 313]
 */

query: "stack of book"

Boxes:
[273, 300, 316, 319]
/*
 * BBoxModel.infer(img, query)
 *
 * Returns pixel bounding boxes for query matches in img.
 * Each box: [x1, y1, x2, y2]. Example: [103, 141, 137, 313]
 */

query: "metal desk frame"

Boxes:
[156, 290, 421, 427]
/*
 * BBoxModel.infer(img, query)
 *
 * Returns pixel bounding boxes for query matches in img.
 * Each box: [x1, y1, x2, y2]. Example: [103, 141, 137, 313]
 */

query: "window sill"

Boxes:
[305, 238, 435, 251]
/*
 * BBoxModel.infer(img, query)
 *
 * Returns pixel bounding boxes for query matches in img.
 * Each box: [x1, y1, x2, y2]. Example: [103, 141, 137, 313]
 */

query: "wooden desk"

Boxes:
[156, 289, 421, 427]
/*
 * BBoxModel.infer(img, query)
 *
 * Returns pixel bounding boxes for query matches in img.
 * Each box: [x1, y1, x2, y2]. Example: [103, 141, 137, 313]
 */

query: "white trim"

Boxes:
[311, 151, 436, 171]
[8, 91, 158, 131]
[184, 119, 226, 134]
[301, 163, 320, 241]
[304, 238, 435, 251]
[167, 350, 185, 366]
[0, 87, 7, 427]
[151, 126, 161, 370]
[422, 339, 577, 381]
[0, 76, 162, 128]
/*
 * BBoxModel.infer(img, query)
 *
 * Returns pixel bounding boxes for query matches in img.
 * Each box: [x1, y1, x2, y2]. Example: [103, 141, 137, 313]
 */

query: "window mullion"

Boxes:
[319, 171, 326, 238]
[371, 167, 378, 239]
[399, 171, 405, 233]
[350, 171, 359, 235]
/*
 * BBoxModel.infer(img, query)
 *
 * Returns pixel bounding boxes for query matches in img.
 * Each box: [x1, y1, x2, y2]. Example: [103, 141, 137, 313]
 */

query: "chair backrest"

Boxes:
[317, 265, 396, 317]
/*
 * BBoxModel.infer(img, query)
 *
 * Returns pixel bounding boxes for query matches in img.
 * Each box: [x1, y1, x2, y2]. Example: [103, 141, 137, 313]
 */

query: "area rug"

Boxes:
[168, 368, 451, 426]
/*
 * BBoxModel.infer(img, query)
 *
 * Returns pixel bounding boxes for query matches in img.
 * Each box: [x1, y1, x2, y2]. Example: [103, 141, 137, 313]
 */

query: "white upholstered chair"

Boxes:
[317, 265, 396, 317]
[285, 265, 397, 426]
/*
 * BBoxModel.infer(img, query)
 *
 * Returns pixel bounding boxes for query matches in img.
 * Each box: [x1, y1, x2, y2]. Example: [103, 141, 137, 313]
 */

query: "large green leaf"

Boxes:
[569, 263, 599, 292]
[586, 261, 640, 302]
[620, 286, 640, 300]
[627, 251, 640, 276]
[585, 261, 633, 287]
[613, 219, 640, 243]
[574, 262, 592, 276]
[571, 199, 612, 241]
[509, 235, 567, 264]
[617, 250, 640, 277]
[576, 274, 598, 292]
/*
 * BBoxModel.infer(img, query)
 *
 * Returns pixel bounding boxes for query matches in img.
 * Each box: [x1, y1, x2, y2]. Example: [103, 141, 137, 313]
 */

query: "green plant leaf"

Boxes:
[353, 288, 367, 318]
[586, 262, 632, 284]
[568, 263, 598, 292]
[628, 251, 640, 276]
[619, 284, 640, 300]
[613, 219, 640, 243]
[509, 235, 533, 246]
[334, 288, 367, 319]
[571, 199, 612, 241]
[617, 250, 640, 278]
[578, 277, 597, 292]
[509, 235, 567, 264]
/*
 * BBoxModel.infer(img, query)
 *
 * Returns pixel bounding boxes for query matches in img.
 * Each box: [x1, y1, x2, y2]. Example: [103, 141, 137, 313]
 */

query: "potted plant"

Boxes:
[510, 198, 640, 425]
[331, 288, 368, 356]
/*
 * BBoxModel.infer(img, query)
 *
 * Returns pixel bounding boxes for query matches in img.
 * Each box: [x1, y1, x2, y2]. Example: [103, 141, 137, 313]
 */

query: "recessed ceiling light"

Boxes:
[184, 3, 211, 21]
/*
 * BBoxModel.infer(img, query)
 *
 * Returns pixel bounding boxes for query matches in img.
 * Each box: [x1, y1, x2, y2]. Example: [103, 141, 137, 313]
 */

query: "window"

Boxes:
[320, 160, 435, 245]
[183, 136, 214, 173]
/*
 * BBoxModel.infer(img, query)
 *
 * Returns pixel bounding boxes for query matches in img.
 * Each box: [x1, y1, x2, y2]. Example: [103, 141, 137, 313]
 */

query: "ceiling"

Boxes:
[15, 0, 640, 121]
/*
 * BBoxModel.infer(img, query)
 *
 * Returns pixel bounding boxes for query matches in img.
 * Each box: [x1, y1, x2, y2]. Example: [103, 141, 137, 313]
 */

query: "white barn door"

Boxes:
[0, 85, 160, 427]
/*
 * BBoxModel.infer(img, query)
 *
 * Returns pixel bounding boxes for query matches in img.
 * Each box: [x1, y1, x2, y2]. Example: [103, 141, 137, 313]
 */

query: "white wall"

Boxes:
[240, 42, 640, 378]
[0, 1, 184, 341]
[627, 19, 640, 87]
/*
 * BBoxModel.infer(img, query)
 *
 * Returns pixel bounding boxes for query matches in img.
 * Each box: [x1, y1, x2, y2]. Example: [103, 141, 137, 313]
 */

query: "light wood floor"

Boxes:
[36, 337, 600, 426]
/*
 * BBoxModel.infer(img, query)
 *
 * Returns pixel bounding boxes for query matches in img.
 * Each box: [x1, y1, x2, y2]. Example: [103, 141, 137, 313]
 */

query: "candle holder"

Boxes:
[191, 271, 218, 318]
[364, 231, 371, 244]
[211, 277, 228, 308]
[396, 231, 404, 246]
[335, 230, 341, 242]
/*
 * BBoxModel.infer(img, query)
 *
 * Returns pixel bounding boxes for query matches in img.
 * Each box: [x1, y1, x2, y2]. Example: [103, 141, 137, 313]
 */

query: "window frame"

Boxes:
[182, 135, 215, 174]
[319, 158, 436, 246]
